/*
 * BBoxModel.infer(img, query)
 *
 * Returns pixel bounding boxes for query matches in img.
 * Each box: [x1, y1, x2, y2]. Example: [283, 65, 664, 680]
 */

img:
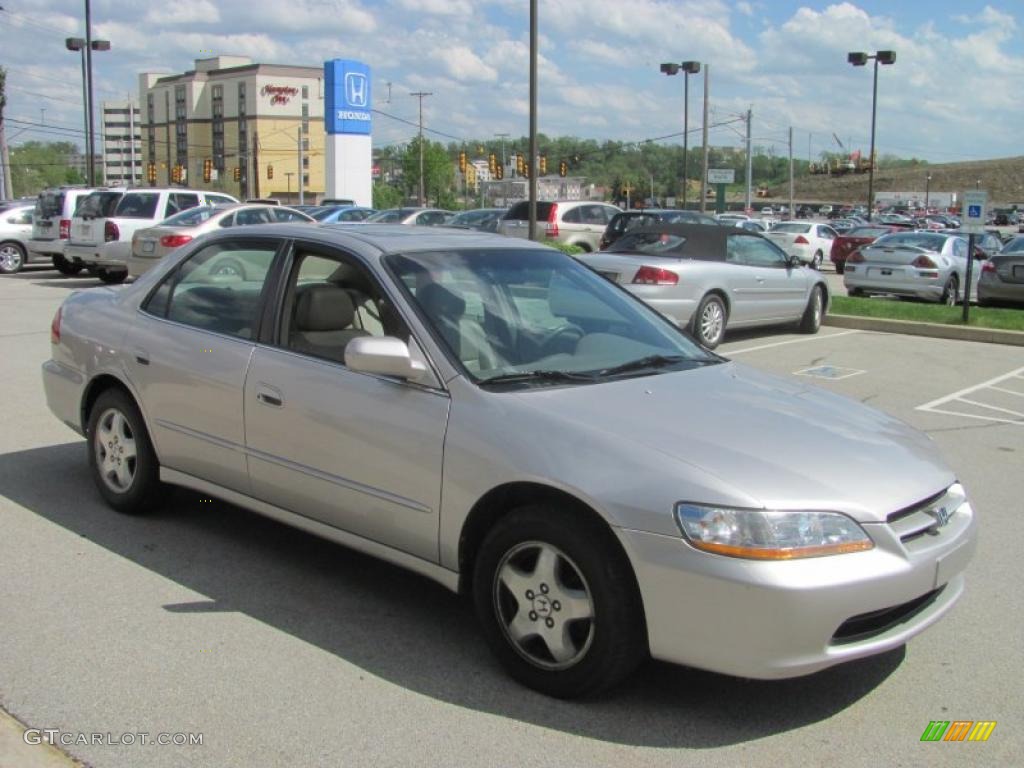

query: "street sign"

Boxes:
[707, 168, 735, 185]
[962, 190, 987, 233]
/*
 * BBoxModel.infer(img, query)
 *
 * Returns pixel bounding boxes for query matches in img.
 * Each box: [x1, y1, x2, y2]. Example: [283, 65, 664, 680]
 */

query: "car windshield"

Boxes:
[846, 227, 892, 238]
[114, 192, 160, 219]
[873, 232, 948, 250]
[161, 206, 219, 227]
[76, 191, 123, 218]
[770, 223, 810, 234]
[1001, 237, 1024, 253]
[386, 247, 716, 387]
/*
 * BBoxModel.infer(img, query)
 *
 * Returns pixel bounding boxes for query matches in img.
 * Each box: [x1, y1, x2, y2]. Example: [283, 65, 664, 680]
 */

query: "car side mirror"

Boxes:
[345, 336, 428, 380]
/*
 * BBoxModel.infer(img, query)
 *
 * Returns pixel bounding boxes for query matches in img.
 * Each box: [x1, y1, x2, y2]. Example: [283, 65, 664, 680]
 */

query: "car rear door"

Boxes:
[124, 236, 284, 493]
[242, 243, 448, 561]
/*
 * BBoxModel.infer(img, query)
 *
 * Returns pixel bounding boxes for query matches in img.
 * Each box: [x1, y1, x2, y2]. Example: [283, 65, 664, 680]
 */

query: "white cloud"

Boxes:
[144, 0, 220, 25]
[736, 1, 754, 16]
[435, 46, 498, 83]
[394, 0, 473, 16]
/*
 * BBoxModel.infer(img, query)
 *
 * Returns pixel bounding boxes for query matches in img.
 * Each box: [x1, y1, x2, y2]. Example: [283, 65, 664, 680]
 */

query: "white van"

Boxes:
[27, 187, 100, 274]
[64, 188, 238, 283]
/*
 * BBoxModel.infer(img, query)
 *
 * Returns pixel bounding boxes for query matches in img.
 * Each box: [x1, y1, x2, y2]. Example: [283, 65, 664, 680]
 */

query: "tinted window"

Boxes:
[166, 193, 200, 218]
[727, 234, 788, 267]
[115, 192, 160, 219]
[234, 208, 274, 226]
[874, 232, 948, 250]
[36, 191, 66, 218]
[76, 192, 123, 218]
[611, 232, 688, 255]
[206, 195, 236, 206]
[273, 208, 312, 222]
[505, 201, 554, 221]
[562, 207, 582, 224]
[162, 206, 219, 227]
[771, 223, 811, 234]
[583, 205, 610, 225]
[847, 227, 891, 238]
[143, 240, 278, 340]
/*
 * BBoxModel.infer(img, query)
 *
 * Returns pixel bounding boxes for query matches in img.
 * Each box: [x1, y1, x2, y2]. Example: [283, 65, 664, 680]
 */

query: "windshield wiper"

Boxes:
[479, 369, 598, 386]
[589, 354, 716, 378]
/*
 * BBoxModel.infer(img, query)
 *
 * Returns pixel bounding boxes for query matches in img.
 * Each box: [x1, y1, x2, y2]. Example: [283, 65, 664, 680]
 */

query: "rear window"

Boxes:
[162, 206, 219, 227]
[35, 191, 65, 218]
[770, 223, 811, 234]
[76, 192, 123, 218]
[114, 192, 160, 219]
[505, 201, 555, 221]
[846, 227, 891, 238]
[610, 232, 688, 256]
[874, 233, 947, 250]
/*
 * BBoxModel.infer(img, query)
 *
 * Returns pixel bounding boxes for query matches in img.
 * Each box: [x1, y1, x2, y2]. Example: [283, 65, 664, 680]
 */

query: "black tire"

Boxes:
[811, 250, 823, 270]
[940, 276, 959, 306]
[835, 262, 845, 275]
[86, 388, 163, 514]
[472, 504, 646, 698]
[53, 255, 83, 276]
[690, 293, 727, 349]
[848, 287, 865, 298]
[0, 241, 26, 274]
[97, 269, 127, 285]
[799, 285, 825, 334]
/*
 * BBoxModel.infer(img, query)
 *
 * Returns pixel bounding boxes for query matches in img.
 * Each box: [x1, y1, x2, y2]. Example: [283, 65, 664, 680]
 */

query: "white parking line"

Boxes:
[917, 366, 1024, 410]
[727, 329, 861, 356]
[924, 408, 1024, 426]
[990, 386, 1024, 398]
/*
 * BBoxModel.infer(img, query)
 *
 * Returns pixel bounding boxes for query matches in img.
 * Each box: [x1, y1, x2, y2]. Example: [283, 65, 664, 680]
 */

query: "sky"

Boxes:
[1, 1, 1022, 163]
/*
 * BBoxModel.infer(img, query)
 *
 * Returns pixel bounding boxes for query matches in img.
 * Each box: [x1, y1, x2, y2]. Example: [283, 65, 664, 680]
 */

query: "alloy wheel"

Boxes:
[0, 244, 24, 273]
[94, 407, 138, 493]
[701, 301, 725, 345]
[493, 541, 595, 670]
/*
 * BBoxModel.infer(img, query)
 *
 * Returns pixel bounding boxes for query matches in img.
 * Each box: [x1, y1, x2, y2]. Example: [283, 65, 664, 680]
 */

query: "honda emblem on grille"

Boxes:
[928, 504, 953, 528]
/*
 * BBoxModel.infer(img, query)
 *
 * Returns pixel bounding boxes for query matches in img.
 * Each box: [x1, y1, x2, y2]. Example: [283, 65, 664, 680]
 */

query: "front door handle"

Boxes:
[133, 347, 150, 366]
[255, 384, 284, 408]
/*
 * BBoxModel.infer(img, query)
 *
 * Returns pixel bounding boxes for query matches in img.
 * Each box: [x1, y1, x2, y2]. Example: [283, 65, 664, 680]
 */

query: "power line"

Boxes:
[0, 7, 76, 37]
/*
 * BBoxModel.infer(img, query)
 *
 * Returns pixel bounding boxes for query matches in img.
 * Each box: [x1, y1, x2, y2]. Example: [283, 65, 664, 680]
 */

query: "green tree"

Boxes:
[401, 137, 454, 206]
[372, 182, 403, 209]
[10, 141, 85, 196]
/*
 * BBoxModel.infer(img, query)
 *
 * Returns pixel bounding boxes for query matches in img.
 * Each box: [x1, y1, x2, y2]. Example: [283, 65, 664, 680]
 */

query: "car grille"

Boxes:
[831, 586, 945, 644]
[886, 488, 957, 545]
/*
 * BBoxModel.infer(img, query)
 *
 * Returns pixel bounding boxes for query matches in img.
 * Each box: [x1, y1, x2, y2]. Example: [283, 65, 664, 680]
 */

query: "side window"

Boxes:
[952, 238, 967, 258]
[218, 213, 236, 227]
[206, 195, 235, 206]
[819, 226, 837, 239]
[235, 208, 273, 226]
[561, 207, 582, 224]
[419, 211, 445, 226]
[281, 250, 408, 366]
[727, 235, 788, 267]
[273, 208, 309, 222]
[582, 205, 608, 225]
[142, 240, 279, 340]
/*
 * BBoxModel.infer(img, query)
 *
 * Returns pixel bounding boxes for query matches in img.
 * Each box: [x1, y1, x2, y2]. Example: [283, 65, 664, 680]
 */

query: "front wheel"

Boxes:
[799, 286, 825, 333]
[53, 255, 83, 275]
[472, 505, 646, 698]
[97, 269, 127, 285]
[0, 241, 26, 274]
[691, 294, 727, 349]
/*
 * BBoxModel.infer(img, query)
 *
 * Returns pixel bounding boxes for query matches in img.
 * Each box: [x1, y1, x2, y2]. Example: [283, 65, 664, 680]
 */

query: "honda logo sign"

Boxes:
[325, 59, 372, 136]
[345, 73, 368, 108]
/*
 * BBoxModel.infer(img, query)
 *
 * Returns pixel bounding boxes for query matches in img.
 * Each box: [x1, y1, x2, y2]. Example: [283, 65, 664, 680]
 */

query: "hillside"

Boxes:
[763, 155, 1024, 205]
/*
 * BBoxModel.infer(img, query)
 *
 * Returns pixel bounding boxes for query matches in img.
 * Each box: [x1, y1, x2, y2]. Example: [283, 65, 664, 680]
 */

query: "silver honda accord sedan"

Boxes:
[42, 224, 976, 698]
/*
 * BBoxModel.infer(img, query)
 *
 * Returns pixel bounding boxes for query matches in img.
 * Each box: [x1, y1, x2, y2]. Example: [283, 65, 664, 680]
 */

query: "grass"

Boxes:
[830, 295, 1024, 332]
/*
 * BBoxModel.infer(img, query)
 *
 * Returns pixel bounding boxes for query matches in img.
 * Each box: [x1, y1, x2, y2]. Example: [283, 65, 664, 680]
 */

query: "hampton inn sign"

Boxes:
[261, 84, 299, 105]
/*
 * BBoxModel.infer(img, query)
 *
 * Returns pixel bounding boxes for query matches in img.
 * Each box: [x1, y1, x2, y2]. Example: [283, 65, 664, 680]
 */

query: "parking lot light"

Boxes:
[847, 50, 895, 222]
[661, 61, 701, 209]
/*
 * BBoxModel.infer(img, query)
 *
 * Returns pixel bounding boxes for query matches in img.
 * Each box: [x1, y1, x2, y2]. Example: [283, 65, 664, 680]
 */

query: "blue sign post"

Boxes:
[325, 60, 372, 135]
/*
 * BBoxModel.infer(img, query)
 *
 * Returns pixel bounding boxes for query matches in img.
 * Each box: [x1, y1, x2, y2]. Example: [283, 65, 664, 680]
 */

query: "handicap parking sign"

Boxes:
[968, 205, 981, 218]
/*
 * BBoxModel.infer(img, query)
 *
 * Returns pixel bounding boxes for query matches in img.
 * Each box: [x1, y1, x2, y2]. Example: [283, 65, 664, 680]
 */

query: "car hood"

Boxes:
[509, 362, 953, 522]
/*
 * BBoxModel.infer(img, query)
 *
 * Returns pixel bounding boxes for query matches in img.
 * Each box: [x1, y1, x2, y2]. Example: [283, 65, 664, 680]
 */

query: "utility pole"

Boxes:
[745, 108, 752, 214]
[699, 64, 710, 214]
[297, 127, 304, 205]
[528, 0, 539, 239]
[85, 0, 96, 185]
[788, 126, 794, 217]
[410, 91, 432, 206]
[252, 129, 260, 199]
[0, 66, 11, 200]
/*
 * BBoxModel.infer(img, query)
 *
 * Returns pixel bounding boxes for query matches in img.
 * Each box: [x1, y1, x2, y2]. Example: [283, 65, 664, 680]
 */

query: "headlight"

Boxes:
[675, 503, 873, 560]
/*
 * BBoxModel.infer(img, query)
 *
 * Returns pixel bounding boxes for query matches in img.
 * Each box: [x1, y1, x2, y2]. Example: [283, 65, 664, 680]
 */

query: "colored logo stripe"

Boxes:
[921, 720, 996, 742]
[968, 722, 997, 742]
[921, 721, 949, 741]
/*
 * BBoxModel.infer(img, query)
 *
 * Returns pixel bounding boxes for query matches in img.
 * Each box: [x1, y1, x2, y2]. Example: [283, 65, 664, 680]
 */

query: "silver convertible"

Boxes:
[43, 224, 975, 698]
[577, 224, 829, 348]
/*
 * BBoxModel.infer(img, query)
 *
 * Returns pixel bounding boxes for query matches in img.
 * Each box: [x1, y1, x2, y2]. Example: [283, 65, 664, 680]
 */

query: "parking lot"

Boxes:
[1, 264, 1021, 767]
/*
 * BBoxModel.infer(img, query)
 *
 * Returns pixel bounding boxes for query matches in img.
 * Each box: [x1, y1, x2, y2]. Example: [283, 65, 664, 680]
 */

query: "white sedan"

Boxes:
[763, 221, 838, 269]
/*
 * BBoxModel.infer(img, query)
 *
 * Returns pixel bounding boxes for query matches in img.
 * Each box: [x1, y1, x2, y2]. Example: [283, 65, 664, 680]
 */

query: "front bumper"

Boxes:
[615, 498, 975, 679]
[65, 241, 130, 270]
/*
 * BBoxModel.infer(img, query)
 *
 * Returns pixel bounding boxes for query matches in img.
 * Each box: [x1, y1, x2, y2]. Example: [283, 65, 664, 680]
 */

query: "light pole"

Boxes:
[660, 60, 700, 209]
[66, 35, 110, 186]
[925, 173, 932, 210]
[847, 50, 895, 222]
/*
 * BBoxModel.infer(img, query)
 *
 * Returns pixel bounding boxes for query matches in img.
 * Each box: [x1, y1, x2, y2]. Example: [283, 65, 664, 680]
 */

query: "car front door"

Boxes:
[125, 237, 283, 493]
[242, 244, 449, 561]
[726, 233, 809, 322]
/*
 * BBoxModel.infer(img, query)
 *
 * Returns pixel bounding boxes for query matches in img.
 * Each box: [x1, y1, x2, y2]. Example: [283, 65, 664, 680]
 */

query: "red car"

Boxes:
[830, 225, 899, 275]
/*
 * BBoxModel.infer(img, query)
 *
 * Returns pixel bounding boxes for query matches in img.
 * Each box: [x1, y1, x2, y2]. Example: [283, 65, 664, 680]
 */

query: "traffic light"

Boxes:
[458, 151, 467, 174]
[559, 159, 568, 177]
[170, 165, 179, 183]
[539, 155, 547, 175]
[523, 161, 530, 179]
[203, 158, 212, 183]
[233, 166, 241, 182]
[494, 162, 504, 180]
[147, 163, 156, 184]
[515, 153, 524, 176]
[488, 153, 497, 175]
[267, 164, 274, 180]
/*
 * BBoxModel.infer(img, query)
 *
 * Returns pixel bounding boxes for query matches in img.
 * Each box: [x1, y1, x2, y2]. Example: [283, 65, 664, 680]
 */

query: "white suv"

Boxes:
[27, 186, 100, 275]
[64, 188, 237, 283]
[498, 200, 621, 252]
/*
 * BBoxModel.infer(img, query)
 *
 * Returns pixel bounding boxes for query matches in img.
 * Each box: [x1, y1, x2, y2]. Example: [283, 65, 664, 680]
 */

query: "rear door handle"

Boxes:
[255, 384, 284, 408]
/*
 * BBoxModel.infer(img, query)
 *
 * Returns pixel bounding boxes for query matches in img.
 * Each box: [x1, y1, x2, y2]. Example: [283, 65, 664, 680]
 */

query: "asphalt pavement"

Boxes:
[1, 265, 1021, 767]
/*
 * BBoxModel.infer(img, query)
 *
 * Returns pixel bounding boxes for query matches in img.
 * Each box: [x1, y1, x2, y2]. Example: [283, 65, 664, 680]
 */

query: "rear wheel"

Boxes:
[86, 388, 163, 514]
[0, 241, 26, 274]
[941, 275, 959, 306]
[472, 504, 646, 698]
[848, 287, 865, 298]
[97, 269, 127, 285]
[811, 250, 823, 270]
[690, 294, 727, 349]
[799, 286, 825, 334]
[53, 255, 83, 275]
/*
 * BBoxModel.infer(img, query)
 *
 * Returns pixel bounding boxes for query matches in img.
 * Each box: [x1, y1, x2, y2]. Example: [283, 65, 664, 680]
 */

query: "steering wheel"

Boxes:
[537, 323, 584, 357]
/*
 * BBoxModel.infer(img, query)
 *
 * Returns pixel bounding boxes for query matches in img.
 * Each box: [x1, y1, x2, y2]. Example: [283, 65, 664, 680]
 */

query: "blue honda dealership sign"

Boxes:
[325, 59, 371, 135]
